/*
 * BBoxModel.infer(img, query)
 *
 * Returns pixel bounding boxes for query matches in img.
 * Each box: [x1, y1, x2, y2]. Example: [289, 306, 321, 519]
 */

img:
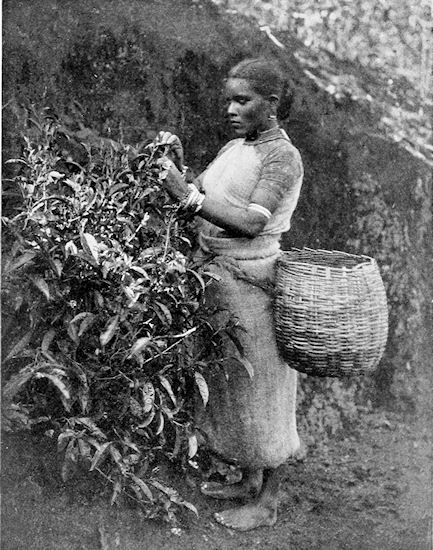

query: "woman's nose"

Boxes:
[227, 102, 238, 116]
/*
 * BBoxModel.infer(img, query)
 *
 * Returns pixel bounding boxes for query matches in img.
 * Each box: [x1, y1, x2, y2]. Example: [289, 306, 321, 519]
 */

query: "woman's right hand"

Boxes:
[154, 131, 184, 172]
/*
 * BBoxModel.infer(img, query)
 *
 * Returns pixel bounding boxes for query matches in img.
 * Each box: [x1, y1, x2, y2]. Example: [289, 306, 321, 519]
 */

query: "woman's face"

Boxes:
[225, 77, 273, 137]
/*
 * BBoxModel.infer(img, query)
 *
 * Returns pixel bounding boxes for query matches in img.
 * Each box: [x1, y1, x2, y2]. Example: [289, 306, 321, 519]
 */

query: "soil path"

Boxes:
[2, 387, 431, 550]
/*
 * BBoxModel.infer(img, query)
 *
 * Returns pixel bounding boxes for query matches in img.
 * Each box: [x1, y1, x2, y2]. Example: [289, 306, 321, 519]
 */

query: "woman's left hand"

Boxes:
[154, 131, 184, 171]
[158, 158, 188, 201]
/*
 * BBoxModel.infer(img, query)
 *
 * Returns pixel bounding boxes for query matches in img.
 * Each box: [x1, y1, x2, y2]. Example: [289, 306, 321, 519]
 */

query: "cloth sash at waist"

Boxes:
[198, 232, 281, 261]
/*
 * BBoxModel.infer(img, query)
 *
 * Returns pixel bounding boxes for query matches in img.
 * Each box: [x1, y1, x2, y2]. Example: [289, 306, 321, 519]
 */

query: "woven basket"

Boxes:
[274, 248, 388, 377]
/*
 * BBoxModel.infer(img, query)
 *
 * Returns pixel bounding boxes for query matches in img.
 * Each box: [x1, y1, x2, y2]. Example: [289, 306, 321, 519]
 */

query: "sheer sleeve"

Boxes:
[215, 139, 242, 159]
[194, 139, 242, 192]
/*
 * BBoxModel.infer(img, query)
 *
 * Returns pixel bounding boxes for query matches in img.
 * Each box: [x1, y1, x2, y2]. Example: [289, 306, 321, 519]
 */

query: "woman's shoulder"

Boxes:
[259, 136, 303, 168]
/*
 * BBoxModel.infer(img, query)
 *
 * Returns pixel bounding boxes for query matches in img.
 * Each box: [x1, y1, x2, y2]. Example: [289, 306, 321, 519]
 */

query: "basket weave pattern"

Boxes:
[274, 248, 388, 377]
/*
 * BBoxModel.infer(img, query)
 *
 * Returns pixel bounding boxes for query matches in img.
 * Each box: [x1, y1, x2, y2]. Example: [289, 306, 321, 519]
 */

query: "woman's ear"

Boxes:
[268, 94, 279, 117]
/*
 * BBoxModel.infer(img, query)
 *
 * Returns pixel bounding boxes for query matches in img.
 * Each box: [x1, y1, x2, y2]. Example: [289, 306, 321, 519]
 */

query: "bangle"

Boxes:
[181, 165, 189, 180]
[178, 184, 205, 214]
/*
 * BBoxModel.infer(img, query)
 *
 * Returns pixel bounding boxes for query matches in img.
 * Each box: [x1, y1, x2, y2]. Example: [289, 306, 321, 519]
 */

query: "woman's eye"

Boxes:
[226, 96, 248, 106]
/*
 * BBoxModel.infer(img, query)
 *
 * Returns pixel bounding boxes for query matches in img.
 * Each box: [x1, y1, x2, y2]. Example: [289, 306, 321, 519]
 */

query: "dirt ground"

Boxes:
[2, 371, 431, 550]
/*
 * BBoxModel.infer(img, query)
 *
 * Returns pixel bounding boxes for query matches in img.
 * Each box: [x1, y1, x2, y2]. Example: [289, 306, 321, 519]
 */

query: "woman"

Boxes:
[156, 58, 304, 531]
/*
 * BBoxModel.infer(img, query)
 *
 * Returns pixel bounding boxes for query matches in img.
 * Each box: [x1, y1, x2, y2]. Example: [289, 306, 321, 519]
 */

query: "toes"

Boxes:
[214, 511, 238, 529]
[214, 506, 276, 531]
[214, 512, 229, 527]
[214, 512, 223, 525]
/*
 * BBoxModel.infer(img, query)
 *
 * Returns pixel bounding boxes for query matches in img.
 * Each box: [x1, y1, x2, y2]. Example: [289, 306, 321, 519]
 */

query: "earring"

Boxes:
[268, 114, 277, 121]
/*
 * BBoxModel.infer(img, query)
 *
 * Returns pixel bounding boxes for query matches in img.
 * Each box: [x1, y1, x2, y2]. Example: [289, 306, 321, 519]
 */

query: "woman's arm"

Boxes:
[162, 166, 271, 238]
[156, 133, 301, 239]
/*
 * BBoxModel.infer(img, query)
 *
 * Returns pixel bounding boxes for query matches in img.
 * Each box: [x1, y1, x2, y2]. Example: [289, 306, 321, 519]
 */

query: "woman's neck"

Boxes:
[245, 124, 279, 141]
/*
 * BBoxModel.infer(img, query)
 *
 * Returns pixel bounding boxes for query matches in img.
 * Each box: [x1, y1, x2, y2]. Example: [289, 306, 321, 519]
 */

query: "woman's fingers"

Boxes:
[156, 131, 178, 145]
[167, 134, 178, 145]
[156, 132, 182, 148]
[153, 131, 184, 171]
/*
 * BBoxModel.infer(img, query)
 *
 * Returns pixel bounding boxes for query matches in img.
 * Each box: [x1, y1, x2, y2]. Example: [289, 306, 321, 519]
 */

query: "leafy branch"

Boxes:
[1, 109, 224, 522]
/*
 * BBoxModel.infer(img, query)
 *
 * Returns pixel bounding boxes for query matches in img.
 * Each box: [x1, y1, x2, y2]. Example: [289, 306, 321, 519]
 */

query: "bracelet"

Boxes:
[180, 165, 189, 180]
[178, 183, 205, 214]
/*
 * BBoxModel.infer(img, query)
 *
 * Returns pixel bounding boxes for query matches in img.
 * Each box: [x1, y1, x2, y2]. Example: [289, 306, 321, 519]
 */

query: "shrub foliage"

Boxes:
[1, 110, 225, 520]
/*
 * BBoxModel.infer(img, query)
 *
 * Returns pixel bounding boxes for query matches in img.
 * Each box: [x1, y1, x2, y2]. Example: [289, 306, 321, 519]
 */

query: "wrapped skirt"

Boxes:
[195, 234, 300, 469]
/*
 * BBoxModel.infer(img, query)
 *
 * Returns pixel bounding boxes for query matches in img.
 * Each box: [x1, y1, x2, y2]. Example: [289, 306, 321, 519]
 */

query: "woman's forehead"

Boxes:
[224, 77, 261, 98]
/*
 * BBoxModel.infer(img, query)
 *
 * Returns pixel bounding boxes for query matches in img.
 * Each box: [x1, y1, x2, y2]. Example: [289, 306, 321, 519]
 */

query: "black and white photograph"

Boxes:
[2, 1, 432, 548]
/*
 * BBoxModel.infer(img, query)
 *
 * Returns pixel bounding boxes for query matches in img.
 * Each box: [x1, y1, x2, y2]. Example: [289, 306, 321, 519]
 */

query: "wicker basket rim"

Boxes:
[279, 247, 376, 270]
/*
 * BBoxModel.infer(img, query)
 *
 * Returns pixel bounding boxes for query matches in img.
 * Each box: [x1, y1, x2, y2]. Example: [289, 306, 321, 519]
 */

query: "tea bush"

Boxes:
[1, 109, 234, 521]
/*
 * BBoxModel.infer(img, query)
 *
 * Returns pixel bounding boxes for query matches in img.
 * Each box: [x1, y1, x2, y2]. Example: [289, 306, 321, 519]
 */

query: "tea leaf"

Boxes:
[5, 158, 30, 167]
[150, 479, 177, 497]
[77, 437, 91, 458]
[30, 276, 50, 300]
[136, 409, 155, 428]
[109, 445, 123, 465]
[129, 397, 144, 417]
[100, 315, 119, 346]
[65, 240, 78, 257]
[155, 411, 164, 435]
[158, 375, 176, 406]
[48, 170, 65, 180]
[230, 355, 255, 379]
[130, 474, 154, 501]
[53, 259, 63, 277]
[75, 417, 107, 439]
[80, 232, 100, 264]
[194, 372, 209, 407]
[130, 265, 150, 279]
[67, 321, 79, 344]
[94, 290, 104, 308]
[108, 183, 129, 196]
[58, 429, 76, 452]
[128, 337, 152, 358]
[171, 426, 182, 458]
[77, 313, 96, 337]
[70, 365, 89, 413]
[187, 268, 206, 293]
[4, 330, 33, 362]
[153, 301, 173, 326]
[110, 480, 122, 506]
[141, 382, 155, 413]
[41, 329, 56, 353]
[179, 499, 198, 517]
[188, 434, 198, 458]
[89, 442, 111, 471]
[34, 372, 71, 411]
[70, 311, 94, 325]
[122, 437, 140, 453]
[4, 251, 37, 274]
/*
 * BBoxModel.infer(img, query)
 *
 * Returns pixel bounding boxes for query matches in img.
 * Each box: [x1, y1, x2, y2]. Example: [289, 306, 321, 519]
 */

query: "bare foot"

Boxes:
[214, 503, 277, 531]
[200, 479, 261, 500]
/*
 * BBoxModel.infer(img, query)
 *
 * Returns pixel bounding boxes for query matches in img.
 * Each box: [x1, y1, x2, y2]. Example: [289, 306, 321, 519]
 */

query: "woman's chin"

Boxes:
[232, 126, 246, 136]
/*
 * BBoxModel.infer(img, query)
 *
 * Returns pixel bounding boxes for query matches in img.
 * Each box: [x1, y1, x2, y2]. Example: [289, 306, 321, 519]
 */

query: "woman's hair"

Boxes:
[228, 58, 284, 99]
